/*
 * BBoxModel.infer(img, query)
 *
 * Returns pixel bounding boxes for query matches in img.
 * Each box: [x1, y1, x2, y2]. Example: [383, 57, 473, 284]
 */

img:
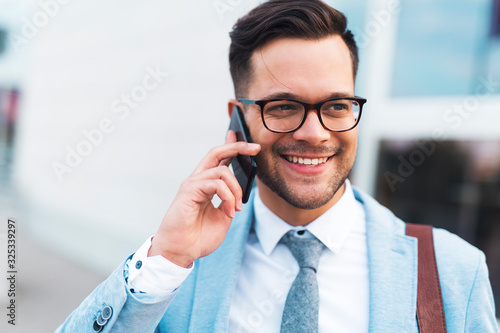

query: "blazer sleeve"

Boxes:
[464, 251, 499, 333]
[55, 255, 177, 333]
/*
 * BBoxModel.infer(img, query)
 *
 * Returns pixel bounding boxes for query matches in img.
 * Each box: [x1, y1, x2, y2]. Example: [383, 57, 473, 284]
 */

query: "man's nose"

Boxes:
[291, 110, 330, 145]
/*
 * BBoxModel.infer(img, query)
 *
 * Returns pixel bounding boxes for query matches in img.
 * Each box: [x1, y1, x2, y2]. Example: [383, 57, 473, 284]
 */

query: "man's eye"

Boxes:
[327, 103, 348, 110]
[270, 104, 297, 111]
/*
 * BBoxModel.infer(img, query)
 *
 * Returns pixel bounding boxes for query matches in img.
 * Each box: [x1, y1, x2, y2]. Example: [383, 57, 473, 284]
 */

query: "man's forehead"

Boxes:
[247, 36, 354, 99]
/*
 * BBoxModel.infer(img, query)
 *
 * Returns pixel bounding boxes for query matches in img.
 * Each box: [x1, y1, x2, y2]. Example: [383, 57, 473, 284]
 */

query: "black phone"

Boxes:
[228, 106, 257, 203]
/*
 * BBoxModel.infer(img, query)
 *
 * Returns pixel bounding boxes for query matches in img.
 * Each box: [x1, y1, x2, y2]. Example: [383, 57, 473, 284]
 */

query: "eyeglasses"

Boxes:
[239, 96, 367, 133]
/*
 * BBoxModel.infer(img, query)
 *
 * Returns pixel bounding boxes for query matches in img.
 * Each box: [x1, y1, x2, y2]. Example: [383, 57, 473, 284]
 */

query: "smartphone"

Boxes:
[228, 106, 257, 203]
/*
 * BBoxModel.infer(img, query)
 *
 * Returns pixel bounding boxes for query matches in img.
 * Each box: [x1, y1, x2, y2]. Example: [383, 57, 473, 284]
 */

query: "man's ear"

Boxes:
[228, 99, 239, 118]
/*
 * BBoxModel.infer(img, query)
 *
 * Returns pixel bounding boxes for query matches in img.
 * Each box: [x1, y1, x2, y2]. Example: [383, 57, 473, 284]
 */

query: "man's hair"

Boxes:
[229, 0, 358, 97]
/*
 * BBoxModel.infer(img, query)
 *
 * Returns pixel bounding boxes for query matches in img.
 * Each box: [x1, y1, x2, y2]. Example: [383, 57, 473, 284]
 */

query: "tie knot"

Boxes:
[281, 231, 324, 272]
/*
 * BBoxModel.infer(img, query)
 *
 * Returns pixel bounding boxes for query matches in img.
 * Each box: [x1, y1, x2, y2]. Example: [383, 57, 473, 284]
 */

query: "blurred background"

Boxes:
[0, 0, 499, 331]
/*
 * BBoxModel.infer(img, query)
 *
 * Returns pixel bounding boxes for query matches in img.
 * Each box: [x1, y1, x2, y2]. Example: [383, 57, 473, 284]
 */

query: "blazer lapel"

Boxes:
[354, 188, 419, 332]
[187, 188, 419, 332]
[188, 192, 255, 333]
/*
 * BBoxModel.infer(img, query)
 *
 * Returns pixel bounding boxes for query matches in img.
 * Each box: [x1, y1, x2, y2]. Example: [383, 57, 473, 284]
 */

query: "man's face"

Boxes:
[235, 36, 357, 213]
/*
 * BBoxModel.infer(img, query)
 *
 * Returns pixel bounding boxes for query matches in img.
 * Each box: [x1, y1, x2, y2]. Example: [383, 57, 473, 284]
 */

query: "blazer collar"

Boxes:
[353, 188, 419, 332]
[188, 191, 256, 333]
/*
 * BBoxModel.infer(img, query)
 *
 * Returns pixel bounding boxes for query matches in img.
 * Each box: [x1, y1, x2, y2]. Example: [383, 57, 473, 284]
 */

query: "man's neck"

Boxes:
[256, 179, 346, 226]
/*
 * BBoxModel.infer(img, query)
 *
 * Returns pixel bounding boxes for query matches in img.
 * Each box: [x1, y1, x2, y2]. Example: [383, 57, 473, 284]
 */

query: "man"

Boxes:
[57, 0, 498, 332]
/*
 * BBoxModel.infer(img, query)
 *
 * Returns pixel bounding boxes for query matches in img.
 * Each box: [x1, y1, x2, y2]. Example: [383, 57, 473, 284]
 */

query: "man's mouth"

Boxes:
[283, 155, 330, 166]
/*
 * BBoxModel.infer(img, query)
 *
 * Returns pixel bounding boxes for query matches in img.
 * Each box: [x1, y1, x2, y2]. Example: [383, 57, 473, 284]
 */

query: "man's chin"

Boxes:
[285, 195, 334, 210]
[258, 174, 344, 210]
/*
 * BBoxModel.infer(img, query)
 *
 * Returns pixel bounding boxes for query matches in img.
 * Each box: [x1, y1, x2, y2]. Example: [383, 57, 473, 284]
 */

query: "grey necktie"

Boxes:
[280, 231, 325, 333]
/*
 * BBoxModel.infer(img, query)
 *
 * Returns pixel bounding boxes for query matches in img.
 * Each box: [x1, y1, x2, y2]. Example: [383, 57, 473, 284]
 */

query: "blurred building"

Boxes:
[350, 0, 500, 316]
[0, 0, 499, 328]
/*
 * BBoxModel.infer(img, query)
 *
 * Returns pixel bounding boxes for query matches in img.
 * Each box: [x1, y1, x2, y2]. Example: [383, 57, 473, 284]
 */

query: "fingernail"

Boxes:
[248, 143, 260, 149]
[238, 199, 243, 210]
[231, 208, 236, 218]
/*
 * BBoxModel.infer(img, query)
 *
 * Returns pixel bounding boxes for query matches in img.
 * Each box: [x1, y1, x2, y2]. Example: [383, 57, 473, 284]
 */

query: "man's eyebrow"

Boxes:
[259, 92, 301, 100]
[259, 91, 355, 101]
[324, 92, 355, 99]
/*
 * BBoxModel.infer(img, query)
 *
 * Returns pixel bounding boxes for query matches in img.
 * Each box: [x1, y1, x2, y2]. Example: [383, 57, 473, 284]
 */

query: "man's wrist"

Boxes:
[128, 236, 194, 294]
[148, 237, 194, 268]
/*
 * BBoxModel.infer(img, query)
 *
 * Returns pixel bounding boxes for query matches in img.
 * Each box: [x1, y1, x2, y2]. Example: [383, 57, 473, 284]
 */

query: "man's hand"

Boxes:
[148, 130, 261, 268]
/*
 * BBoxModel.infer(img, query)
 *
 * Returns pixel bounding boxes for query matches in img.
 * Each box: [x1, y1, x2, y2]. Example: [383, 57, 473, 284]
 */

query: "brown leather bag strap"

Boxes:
[405, 223, 447, 333]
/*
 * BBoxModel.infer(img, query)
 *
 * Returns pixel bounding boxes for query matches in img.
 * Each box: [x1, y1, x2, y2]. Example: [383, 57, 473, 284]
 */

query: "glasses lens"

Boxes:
[320, 99, 360, 131]
[262, 100, 304, 132]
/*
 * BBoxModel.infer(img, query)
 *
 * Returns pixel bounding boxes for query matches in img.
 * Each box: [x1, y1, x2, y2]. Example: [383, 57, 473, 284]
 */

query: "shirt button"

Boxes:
[297, 230, 305, 236]
[135, 260, 143, 269]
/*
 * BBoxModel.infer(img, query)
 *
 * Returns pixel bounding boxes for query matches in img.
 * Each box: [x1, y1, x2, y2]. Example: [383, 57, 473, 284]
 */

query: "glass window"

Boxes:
[376, 139, 500, 316]
[392, 0, 499, 97]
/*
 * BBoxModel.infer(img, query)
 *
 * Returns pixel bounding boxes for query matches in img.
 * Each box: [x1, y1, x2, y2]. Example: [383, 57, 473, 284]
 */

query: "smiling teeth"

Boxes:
[285, 156, 328, 165]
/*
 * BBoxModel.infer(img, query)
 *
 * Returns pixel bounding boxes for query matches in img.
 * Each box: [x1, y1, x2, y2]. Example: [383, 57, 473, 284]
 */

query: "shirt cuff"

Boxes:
[127, 236, 193, 294]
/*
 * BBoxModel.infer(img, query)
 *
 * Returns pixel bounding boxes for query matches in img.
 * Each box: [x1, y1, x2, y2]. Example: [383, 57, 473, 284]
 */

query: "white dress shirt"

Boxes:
[128, 179, 369, 332]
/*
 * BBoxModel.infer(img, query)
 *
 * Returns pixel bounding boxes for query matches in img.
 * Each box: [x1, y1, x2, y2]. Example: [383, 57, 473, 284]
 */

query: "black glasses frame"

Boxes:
[239, 96, 367, 133]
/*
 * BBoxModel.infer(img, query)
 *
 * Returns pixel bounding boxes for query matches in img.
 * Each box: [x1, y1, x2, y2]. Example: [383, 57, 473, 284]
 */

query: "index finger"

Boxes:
[220, 130, 237, 167]
[192, 138, 260, 175]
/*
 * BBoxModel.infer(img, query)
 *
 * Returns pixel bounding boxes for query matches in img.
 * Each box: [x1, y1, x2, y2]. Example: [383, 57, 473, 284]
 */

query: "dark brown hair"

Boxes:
[229, 0, 358, 97]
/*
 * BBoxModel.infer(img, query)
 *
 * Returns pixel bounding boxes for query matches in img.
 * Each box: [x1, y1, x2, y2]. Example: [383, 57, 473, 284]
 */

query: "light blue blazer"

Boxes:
[57, 188, 498, 332]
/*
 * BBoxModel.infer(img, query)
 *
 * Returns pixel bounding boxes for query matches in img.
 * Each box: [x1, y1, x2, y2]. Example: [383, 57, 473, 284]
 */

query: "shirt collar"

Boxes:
[253, 179, 362, 255]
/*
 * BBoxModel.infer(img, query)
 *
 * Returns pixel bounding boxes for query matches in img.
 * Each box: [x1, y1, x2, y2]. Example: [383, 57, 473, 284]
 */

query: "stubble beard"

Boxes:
[255, 143, 353, 210]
